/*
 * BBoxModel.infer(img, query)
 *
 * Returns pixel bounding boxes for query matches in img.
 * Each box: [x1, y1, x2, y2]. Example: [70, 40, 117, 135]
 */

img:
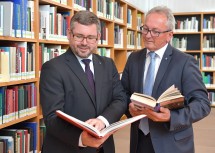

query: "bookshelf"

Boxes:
[171, 12, 215, 107]
[0, 0, 144, 152]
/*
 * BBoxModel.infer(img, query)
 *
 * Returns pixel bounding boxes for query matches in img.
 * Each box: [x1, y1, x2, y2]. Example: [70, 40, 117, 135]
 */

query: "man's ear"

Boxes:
[97, 33, 101, 41]
[167, 31, 173, 43]
[67, 28, 71, 40]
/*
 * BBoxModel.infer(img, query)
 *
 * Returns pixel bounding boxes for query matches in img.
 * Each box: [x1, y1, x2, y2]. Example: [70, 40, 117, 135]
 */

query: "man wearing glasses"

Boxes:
[121, 6, 211, 153]
[40, 11, 127, 153]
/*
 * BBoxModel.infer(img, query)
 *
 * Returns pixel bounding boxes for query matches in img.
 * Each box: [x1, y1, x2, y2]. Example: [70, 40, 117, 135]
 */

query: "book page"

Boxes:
[56, 110, 101, 136]
[56, 110, 146, 138]
[133, 93, 156, 101]
[130, 93, 157, 108]
[100, 114, 146, 137]
[158, 85, 183, 101]
[158, 95, 184, 103]
[157, 85, 176, 100]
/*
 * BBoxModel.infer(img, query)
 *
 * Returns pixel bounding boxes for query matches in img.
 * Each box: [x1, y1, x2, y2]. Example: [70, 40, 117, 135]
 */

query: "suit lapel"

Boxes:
[93, 55, 103, 113]
[152, 44, 173, 96]
[64, 49, 97, 107]
[138, 49, 147, 93]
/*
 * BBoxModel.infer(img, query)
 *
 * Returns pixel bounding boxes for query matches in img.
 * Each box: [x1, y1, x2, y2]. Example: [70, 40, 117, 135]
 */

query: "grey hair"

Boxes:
[70, 11, 101, 34]
[146, 6, 175, 30]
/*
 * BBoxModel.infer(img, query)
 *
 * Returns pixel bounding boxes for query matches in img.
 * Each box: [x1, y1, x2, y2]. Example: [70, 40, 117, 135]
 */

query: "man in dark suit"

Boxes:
[39, 11, 127, 153]
[121, 6, 211, 153]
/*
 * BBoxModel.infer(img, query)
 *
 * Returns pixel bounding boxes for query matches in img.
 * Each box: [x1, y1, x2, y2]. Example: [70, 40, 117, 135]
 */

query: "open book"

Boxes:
[131, 85, 184, 112]
[56, 110, 146, 138]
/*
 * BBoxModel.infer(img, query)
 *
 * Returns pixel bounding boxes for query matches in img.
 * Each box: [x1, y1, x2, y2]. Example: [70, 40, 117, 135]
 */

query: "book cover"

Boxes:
[56, 110, 146, 138]
[13, 122, 37, 153]
[0, 136, 14, 153]
[0, 1, 13, 36]
[0, 141, 3, 153]
[0, 129, 18, 153]
[131, 85, 184, 111]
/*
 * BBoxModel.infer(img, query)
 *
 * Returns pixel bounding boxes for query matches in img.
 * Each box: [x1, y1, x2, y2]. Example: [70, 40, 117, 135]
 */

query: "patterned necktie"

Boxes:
[82, 59, 95, 95]
[140, 51, 156, 135]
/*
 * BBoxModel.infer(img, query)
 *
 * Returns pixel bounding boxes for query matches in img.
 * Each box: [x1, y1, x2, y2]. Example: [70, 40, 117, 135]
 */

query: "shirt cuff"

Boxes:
[97, 116, 110, 127]
[79, 133, 87, 147]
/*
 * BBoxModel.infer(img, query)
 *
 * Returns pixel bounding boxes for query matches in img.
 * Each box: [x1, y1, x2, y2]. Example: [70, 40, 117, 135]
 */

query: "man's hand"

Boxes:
[129, 102, 170, 122]
[129, 102, 145, 116]
[81, 130, 113, 148]
[146, 107, 171, 122]
[85, 118, 105, 131]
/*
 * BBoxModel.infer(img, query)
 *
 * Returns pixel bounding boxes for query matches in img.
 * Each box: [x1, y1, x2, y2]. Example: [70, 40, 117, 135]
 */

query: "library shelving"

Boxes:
[0, 0, 144, 152]
[171, 12, 215, 107]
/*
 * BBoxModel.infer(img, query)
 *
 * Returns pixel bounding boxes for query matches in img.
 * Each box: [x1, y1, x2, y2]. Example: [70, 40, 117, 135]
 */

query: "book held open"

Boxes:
[56, 110, 146, 138]
[131, 85, 184, 111]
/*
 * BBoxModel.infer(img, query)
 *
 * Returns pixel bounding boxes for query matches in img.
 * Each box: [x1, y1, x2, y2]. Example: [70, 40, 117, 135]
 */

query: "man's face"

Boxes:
[142, 13, 173, 51]
[67, 22, 100, 58]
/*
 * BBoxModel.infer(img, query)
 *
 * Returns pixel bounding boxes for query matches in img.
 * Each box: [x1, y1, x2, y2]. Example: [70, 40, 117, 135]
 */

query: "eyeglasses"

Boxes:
[71, 32, 98, 43]
[140, 26, 171, 37]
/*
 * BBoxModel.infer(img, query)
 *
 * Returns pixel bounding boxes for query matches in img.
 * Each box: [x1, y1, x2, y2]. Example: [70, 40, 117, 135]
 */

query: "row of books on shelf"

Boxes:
[136, 14, 142, 30]
[203, 16, 215, 32]
[74, 0, 143, 30]
[202, 72, 215, 86]
[171, 37, 187, 51]
[208, 91, 215, 106]
[174, 17, 199, 32]
[39, 44, 67, 70]
[113, 1, 123, 24]
[114, 25, 123, 48]
[75, 0, 134, 25]
[136, 33, 142, 48]
[202, 35, 215, 51]
[170, 35, 215, 52]
[0, 122, 37, 153]
[0, 42, 35, 82]
[99, 24, 142, 48]
[74, 0, 92, 11]
[202, 54, 215, 68]
[97, 0, 113, 20]
[127, 30, 135, 47]
[126, 8, 132, 28]
[0, 0, 34, 38]
[98, 21, 108, 45]
[0, 1, 143, 40]
[39, 5, 70, 41]
[97, 48, 111, 58]
[0, 83, 37, 125]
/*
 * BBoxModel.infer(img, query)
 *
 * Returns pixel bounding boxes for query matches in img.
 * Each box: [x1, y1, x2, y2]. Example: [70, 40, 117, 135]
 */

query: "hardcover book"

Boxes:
[131, 85, 184, 112]
[56, 110, 146, 138]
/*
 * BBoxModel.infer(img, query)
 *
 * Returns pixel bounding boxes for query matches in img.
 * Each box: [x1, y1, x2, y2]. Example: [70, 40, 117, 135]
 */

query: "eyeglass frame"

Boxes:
[70, 31, 98, 43]
[140, 25, 171, 37]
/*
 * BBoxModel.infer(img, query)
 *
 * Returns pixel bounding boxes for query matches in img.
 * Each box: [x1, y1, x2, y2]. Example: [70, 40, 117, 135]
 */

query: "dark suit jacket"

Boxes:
[39, 48, 127, 153]
[121, 44, 211, 153]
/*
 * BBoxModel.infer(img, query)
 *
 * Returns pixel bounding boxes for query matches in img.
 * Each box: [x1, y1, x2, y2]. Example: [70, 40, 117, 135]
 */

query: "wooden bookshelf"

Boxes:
[172, 12, 215, 106]
[0, 0, 144, 152]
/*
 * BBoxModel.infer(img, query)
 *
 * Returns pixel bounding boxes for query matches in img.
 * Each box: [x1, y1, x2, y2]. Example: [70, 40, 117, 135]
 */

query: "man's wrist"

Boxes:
[79, 133, 87, 147]
[97, 115, 109, 127]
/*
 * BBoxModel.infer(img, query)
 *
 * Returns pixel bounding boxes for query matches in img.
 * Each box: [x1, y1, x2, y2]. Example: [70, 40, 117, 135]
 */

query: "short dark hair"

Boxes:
[70, 11, 101, 34]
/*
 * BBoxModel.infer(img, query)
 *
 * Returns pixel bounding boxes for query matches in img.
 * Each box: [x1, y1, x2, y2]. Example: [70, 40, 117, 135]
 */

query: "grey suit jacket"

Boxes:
[40, 48, 127, 153]
[121, 44, 211, 153]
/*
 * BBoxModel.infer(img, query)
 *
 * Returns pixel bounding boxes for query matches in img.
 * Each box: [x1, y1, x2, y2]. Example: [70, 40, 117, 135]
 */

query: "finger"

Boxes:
[86, 119, 98, 127]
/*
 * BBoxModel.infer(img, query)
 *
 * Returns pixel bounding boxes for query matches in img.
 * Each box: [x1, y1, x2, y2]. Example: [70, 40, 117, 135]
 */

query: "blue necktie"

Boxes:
[140, 51, 156, 135]
[82, 59, 95, 95]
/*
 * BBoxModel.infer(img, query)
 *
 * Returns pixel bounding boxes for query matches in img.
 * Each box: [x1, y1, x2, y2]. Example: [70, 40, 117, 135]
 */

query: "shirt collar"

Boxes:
[147, 43, 168, 59]
[75, 54, 93, 63]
